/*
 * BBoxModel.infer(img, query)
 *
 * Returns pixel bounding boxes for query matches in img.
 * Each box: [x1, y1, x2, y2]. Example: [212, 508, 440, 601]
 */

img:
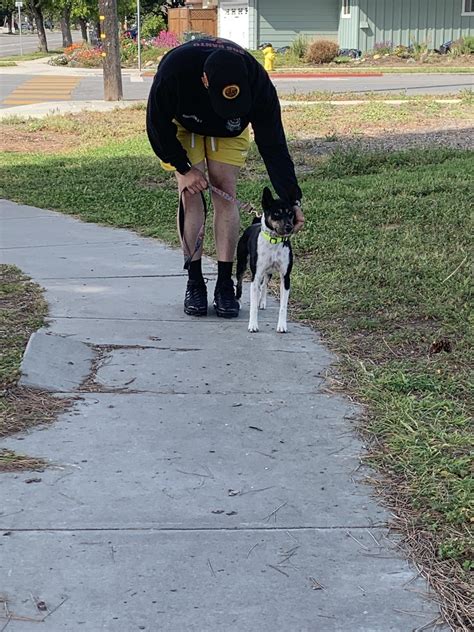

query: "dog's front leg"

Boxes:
[276, 274, 290, 333]
[248, 278, 260, 332]
[258, 275, 268, 310]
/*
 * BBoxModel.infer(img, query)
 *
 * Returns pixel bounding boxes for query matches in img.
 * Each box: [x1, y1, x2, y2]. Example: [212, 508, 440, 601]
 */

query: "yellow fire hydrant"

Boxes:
[262, 44, 276, 72]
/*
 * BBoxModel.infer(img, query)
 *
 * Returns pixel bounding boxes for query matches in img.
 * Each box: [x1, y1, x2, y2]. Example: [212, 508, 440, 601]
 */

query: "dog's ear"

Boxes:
[262, 187, 274, 210]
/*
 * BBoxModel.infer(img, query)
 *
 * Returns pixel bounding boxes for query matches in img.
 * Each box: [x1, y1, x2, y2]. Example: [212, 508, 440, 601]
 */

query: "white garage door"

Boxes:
[219, 2, 249, 48]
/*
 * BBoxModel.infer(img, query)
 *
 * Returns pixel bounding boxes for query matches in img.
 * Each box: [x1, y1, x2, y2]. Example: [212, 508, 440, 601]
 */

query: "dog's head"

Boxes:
[261, 187, 295, 236]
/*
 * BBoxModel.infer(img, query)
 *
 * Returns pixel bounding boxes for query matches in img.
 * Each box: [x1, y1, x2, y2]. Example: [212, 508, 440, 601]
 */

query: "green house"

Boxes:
[338, 0, 474, 52]
[217, 1, 474, 52]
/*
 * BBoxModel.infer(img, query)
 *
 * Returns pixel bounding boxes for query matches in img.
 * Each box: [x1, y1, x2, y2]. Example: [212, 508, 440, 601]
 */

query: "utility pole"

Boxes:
[98, 0, 123, 101]
[137, 0, 141, 73]
[15, 1, 23, 56]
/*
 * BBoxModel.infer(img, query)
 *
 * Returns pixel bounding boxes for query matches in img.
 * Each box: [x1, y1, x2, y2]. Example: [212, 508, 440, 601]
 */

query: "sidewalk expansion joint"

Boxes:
[50, 317, 316, 330]
[54, 389, 322, 396]
[0, 525, 388, 533]
[35, 274, 217, 280]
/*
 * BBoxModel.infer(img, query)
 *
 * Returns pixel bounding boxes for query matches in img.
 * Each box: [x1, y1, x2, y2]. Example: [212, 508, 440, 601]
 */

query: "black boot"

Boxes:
[214, 279, 240, 318]
[184, 278, 208, 316]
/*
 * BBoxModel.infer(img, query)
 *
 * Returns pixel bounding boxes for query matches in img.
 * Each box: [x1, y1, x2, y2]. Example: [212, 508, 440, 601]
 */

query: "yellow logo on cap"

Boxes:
[222, 85, 240, 100]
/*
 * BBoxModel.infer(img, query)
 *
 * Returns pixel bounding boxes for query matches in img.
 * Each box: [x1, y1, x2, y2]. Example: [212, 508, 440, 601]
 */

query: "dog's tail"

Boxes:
[236, 232, 249, 300]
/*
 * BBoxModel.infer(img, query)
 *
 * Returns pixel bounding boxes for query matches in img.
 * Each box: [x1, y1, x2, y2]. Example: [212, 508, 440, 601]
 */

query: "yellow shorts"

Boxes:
[160, 123, 250, 171]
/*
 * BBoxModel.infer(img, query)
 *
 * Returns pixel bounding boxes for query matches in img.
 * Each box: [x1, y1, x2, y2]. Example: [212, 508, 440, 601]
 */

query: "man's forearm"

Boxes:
[255, 138, 302, 204]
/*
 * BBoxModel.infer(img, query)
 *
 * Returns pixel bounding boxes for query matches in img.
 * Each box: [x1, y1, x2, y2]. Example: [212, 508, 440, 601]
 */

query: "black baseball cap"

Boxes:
[203, 50, 251, 119]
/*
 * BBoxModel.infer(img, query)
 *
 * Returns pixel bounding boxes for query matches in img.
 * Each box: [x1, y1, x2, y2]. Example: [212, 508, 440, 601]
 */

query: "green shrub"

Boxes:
[334, 55, 351, 64]
[305, 40, 339, 64]
[290, 34, 308, 59]
[410, 38, 429, 61]
[48, 54, 68, 66]
[141, 13, 166, 39]
[120, 36, 139, 63]
[450, 36, 474, 56]
[394, 45, 411, 58]
[462, 35, 474, 52]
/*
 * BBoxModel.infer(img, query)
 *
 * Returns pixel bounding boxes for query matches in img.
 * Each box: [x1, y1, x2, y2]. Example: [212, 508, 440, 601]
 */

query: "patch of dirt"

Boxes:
[290, 122, 474, 160]
[2, 128, 78, 153]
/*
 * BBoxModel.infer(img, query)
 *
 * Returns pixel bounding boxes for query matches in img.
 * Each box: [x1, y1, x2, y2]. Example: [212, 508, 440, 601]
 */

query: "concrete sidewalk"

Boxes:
[0, 199, 444, 631]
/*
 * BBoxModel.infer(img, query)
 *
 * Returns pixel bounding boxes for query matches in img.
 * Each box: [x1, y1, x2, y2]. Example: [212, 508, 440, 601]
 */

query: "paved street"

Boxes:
[275, 72, 473, 95]
[0, 70, 472, 109]
[0, 199, 445, 631]
[0, 31, 81, 57]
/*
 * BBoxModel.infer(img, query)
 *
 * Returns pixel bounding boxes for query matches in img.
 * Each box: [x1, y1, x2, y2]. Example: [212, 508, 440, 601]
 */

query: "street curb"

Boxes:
[269, 72, 384, 78]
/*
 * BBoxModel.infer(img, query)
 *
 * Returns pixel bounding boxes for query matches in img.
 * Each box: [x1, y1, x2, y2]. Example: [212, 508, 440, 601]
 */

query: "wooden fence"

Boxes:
[168, 7, 217, 39]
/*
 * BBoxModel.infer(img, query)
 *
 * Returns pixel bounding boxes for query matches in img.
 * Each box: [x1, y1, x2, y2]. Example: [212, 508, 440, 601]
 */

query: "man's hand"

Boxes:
[181, 167, 208, 195]
[293, 205, 305, 233]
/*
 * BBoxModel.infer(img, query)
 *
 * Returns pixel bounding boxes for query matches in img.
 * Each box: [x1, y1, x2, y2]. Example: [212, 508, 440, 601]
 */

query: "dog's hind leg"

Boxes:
[248, 278, 260, 332]
[276, 273, 290, 333]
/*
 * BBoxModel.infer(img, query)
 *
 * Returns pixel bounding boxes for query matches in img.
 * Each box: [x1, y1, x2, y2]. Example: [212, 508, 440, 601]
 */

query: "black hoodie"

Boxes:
[146, 38, 302, 204]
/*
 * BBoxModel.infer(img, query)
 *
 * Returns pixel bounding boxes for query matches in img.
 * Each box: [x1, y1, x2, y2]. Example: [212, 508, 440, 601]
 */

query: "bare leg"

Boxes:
[175, 161, 206, 262]
[207, 159, 240, 262]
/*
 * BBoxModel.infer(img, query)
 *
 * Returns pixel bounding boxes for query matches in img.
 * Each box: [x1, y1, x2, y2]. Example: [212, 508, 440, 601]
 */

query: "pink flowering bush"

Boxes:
[151, 31, 180, 49]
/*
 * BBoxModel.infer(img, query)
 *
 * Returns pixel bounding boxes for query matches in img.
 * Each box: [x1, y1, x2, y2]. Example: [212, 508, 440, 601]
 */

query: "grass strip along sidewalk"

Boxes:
[0, 265, 68, 471]
[0, 107, 472, 629]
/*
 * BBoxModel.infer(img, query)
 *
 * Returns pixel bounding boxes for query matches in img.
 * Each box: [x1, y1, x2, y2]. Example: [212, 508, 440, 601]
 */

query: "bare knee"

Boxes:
[209, 175, 236, 196]
[207, 161, 239, 196]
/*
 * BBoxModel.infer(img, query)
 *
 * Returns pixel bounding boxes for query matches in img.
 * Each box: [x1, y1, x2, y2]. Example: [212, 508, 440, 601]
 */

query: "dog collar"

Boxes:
[261, 230, 289, 245]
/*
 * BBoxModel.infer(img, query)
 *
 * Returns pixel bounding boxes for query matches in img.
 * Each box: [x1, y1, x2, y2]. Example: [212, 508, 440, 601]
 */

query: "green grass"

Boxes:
[0, 124, 472, 625]
[0, 61, 17, 67]
[0, 50, 61, 62]
[280, 90, 472, 103]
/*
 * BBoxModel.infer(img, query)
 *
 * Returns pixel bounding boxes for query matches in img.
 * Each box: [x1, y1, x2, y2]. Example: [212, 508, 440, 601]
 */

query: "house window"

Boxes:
[342, 0, 351, 18]
[462, 0, 474, 15]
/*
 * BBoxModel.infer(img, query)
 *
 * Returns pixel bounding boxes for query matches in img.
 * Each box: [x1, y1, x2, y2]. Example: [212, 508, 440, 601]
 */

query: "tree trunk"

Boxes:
[78, 17, 88, 43]
[98, 0, 123, 101]
[60, 5, 73, 48]
[29, 2, 48, 52]
[7, 14, 13, 34]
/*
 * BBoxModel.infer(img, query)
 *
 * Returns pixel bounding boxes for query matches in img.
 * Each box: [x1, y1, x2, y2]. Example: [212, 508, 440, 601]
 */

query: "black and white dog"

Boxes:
[236, 187, 295, 333]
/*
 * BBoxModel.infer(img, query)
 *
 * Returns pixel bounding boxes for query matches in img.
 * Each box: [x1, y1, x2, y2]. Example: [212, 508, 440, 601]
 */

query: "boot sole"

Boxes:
[213, 304, 239, 319]
[184, 306, 208, 317]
